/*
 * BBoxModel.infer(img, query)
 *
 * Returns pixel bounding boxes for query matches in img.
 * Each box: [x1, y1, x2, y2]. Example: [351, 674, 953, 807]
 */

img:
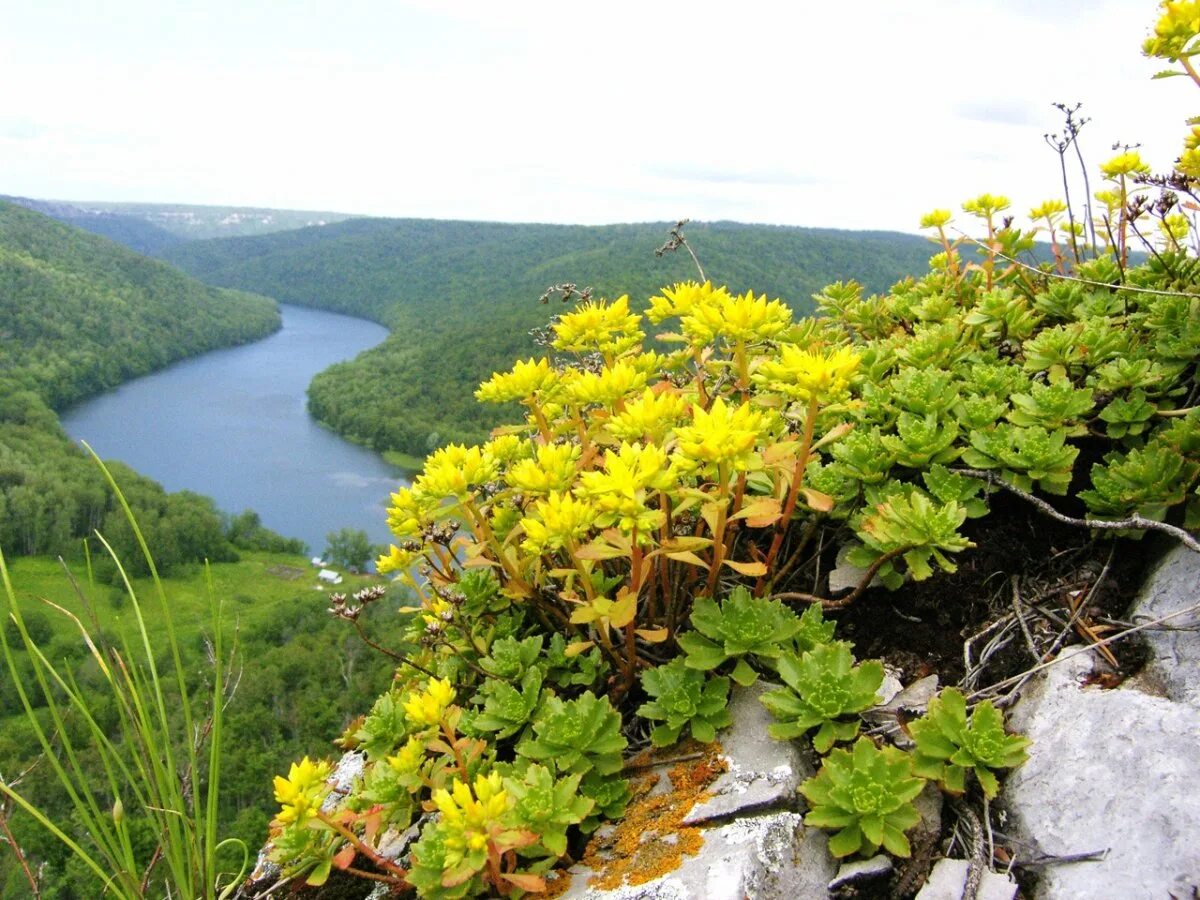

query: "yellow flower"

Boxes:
[377, 544, 418, 575]
[755, 345, 861, 403]
[422, 596, 453, 626]
[673, 398, 766, 472]
[432, 772, 511, 868]
[482, 434, 532, 464]
[272, 756, 332, 826]
[386, 736, 427, 775]
[647, 281, 730, 324]
[1029, 200, 1067, 223]
[680, 289, 792, 346]
[1160, 212, 1191, 245]
[1093, 189, 1121, 215]
[505, 442, 580, 495]
[404, 677, 456, 727]
[919, 209, 953, 229]
[1143, 1, 1200, 60]
[962, 194, 1011, 219]
[552, 295, 643, 355]
[562, 359, 648, 406]
[1180, 146, 1200, 180]
[520, 491, 595, 553]
[415, 444, 498, 500]
[386, 487, 437, 538]
[1100, 150, 1150, 179]
[576, 442, 673, 534]
[476, 357, 558, 404]
[606, 387, 689, 442]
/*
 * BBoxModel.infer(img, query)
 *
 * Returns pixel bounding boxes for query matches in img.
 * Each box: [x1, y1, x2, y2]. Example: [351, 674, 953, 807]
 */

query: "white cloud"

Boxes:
[0, 0, 1190, 232]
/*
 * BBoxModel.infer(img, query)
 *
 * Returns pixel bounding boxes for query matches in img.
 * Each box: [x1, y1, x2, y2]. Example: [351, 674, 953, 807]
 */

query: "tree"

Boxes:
[323, 528, 375, 571]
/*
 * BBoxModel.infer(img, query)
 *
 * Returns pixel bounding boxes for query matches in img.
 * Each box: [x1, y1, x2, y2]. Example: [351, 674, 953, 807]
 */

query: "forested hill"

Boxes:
[0, 200, 280, 410]
[163, 218, 939, 457]
[0, 200, 285, 561]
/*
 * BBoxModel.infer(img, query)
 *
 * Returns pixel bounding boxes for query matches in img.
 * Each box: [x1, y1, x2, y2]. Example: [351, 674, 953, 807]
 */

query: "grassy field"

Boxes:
[2, 549, 380, 649]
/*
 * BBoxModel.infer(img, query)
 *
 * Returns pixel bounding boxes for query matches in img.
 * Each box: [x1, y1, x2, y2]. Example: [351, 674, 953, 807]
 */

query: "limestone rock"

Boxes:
[1128, 544, 1200, 707]
[828, 854, 893, 890]
[683, 682, 809, 825]
[559, 812, 835, 899]
[827, 543, 881, 594]
[322, 750, 365, 813]
[914, 859, 1017, 900]
[1002, 649, 1200, 899]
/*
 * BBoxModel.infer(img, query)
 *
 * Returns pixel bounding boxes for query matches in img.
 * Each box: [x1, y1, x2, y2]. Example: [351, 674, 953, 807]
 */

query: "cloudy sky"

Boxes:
[1, 1, 1189, 233]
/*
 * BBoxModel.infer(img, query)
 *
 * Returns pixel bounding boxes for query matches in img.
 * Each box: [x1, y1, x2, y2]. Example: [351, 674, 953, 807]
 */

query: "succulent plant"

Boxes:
[793, 602, 838, 653]
[516, 692, 626, 777]
[1080, 441, 1200, 520]
[908, 688, 1030, 798]
[677, 586, 803, 685]
[479, 635, 544, 681]
[1006, 380, 1095, 435]
[962, 423, 1079, 494]
[800, 737, 926, 858]
[879, 412, 961, 468]
[354, 689, 409, 760]
[638, 658, 732, 746]
[1098, 391, 1157, 439]
[504, 764, 594, 857]
[848, 488, 974, 586]
[471, 669, 543, 740]
[922, 464, 988, 518]
[760, 642, 883, 752]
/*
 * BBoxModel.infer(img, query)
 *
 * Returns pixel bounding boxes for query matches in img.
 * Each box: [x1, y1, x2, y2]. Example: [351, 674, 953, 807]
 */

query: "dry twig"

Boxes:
[950, 468, 1200, 553]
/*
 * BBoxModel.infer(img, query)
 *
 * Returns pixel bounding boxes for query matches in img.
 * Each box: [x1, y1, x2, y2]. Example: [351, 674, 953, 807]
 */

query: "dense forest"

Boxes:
[163, 219, 940, 456]
[0, 200, 288, 564]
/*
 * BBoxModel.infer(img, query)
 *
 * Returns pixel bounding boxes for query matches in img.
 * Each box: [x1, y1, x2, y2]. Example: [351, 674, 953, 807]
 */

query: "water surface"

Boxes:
[61, 304, 407, 557]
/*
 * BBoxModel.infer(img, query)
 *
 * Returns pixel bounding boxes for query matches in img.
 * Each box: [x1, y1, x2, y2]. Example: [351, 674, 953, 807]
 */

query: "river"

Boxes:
[60, 304, 408, 558]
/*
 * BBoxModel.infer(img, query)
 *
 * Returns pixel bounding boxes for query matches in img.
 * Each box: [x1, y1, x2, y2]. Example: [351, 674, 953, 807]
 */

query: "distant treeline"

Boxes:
[163, 219, 940, 456]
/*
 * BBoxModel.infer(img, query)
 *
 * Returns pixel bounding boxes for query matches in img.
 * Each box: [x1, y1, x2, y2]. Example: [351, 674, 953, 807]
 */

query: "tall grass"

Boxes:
[0, 448, 246, 898]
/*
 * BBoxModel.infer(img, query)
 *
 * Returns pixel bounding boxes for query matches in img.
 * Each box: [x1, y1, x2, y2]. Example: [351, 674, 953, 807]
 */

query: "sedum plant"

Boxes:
[677, 586, 804, 685]
[800, 737, 926, 858]
[908, 688, 1030, 798]
[760, 642, 884, 752]
[503, 765, 594, 858]
[637, 658, 732, 745]
[848, 488, 975, 588]
[515, 692, 626, 778]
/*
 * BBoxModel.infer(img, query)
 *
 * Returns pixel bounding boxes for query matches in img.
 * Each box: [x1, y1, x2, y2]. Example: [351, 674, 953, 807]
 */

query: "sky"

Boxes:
[1, 1, 1191, 234]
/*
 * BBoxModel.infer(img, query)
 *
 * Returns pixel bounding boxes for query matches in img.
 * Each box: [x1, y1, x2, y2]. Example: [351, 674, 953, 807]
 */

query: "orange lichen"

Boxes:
[579, 741, 728, 891]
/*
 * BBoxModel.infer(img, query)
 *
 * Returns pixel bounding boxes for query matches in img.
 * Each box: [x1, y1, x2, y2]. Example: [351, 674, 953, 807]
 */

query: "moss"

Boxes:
[578, 741, 728, 892]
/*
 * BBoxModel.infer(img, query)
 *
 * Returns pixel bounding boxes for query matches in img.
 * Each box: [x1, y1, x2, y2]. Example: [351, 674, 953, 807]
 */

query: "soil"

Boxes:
[831, 492, 1157, 692]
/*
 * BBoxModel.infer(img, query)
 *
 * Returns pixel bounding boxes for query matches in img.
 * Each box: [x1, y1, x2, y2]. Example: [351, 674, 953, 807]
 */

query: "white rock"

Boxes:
[682, 682, 810, 826]
[1127, 544, 1200, 708]
[915, 858, 1017, 900]
[828, 854, 893, 889]
[560, 812, 835, 899]
[827, 543, 880, 594]
[1003, 649, 1200, 899]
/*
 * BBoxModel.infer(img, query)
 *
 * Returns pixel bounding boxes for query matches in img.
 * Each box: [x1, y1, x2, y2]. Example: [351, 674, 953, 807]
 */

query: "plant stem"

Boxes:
[705, 464, 731, 598]
[316, 813, 409, 882]
[757, 395, 820, 594]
